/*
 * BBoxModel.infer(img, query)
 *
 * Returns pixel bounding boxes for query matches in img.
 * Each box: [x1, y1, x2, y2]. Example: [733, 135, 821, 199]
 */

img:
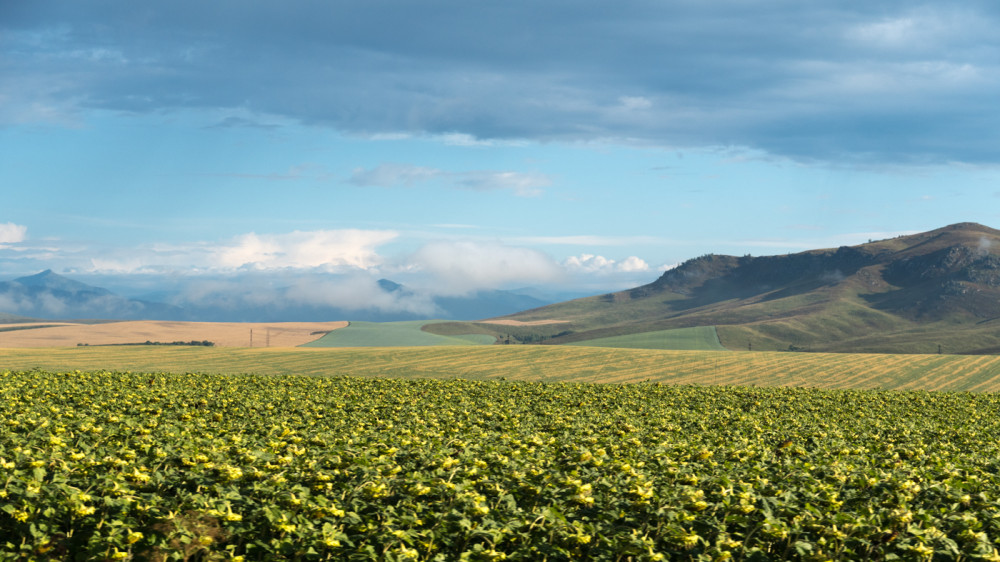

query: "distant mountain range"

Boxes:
[0, 270, 557, 323]
[8, 222, 1000, 354]
[480, 222, 1000, 354]
[0, 270, 184, 321]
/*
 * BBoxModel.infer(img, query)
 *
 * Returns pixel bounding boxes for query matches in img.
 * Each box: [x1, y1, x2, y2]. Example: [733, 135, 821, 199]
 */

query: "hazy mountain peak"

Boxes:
[14, 270, 112, 295]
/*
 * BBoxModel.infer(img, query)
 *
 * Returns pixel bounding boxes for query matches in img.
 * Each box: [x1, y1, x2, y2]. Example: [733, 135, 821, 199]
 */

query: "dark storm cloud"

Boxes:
[4, 0, 1000, 164]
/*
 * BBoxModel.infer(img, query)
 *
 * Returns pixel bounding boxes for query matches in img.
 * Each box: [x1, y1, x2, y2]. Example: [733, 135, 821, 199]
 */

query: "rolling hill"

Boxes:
[429, 223, 1000, 354]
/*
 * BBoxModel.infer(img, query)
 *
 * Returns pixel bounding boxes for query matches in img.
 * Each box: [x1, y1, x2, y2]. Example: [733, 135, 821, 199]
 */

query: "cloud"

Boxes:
[978, 236, 993, 256]
[174, 273, 439, 317]
[408, 241, 563, 295]
[564, 254, 650, 274]
[73, 229, 402, 275]
[348, 164, 441, 188]
[214, 230, 397, 271]
[618, 96, 653, 111]
[284, 275, 437, 315]
[0, 223, 27, 245]
[8, 2, 1000, 164]
[349, 164, 550, 197]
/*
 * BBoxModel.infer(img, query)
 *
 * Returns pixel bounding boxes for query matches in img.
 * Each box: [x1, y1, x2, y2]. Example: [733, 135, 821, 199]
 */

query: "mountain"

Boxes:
[487, 223, 1000, 354]
[434, 289, 547, 320]
[0, 270, 185, 321]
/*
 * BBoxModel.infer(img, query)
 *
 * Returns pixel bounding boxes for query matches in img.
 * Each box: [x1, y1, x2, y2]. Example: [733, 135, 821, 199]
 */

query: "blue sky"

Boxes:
[2, 1, 1000, 310]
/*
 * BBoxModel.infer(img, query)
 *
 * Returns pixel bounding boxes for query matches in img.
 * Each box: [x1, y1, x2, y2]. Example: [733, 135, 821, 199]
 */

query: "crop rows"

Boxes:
[5, 347, 1000, 390]
[4, 369, 1000, 560]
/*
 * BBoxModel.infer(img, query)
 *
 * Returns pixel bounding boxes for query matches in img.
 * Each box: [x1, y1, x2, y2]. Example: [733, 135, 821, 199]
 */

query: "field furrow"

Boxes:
[4, 346, 1000, 391]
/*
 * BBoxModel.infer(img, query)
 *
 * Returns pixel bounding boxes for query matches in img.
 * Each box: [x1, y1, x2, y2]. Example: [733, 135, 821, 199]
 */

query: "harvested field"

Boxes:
[0, 320, 347, 348]
[3, 346, 1000, 391]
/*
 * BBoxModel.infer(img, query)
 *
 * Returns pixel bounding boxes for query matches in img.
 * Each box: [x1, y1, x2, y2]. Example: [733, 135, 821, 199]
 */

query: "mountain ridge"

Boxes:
[487, 222, 1000, 353]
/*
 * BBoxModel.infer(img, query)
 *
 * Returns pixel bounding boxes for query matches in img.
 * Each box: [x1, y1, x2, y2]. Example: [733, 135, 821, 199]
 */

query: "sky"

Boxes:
[3, 1, 1000, 310]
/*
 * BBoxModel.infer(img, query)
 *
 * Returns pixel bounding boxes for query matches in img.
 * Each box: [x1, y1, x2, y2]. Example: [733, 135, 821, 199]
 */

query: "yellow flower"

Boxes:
[75, 505, 96, 517]
[127, 530, 144, 544]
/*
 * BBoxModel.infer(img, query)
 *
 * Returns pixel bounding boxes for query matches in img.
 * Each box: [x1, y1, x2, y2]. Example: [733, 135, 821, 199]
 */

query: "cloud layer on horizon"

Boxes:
[0, 228, 658, 300]
[4, 1, 1000, 165]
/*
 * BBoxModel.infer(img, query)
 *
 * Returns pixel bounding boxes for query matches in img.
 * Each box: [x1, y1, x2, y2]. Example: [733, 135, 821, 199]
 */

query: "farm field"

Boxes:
[566, 326, 727, 351]
[4, 370, 1000, 560]
[3, 346, 1000, 391]
[303, 321, 496, 347]
[0, 321, 347, 348]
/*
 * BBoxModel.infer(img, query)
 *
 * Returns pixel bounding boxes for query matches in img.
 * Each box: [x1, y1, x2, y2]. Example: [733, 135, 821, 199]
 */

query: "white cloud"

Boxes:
[847, 17, 919, 48]
[408, 240, 563, 295]
[349, 164, 550, 197]
[0, 223, 27, 245]
[975, 235, 993, 257]
[348, 163, 441, 187]
[564, 254, 650, 274]
[618, 96, 653, 111]
[284, 275, 437, 315]
[214, 229, 398, 271]
[618, 256, 651, 272]
[453, 171, 550, 197]
[173, 273, 440, 316]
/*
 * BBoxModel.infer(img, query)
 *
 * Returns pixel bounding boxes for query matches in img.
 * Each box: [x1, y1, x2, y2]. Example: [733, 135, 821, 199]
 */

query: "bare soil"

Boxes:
[0, 320, 348, 348]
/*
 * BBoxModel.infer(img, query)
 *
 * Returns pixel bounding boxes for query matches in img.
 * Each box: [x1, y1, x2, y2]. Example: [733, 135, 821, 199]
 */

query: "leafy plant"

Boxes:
[3, 370, 1000, 559]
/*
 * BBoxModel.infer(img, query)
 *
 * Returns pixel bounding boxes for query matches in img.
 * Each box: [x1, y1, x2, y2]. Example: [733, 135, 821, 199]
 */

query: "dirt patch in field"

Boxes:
[480, 319, 570, 326]
[0, 320, 348, 348]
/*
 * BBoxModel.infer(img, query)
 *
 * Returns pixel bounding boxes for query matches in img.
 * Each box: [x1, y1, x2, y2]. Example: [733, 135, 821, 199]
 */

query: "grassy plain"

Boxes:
[3, 345, 1000, 391]
[303, 320, 496, 347]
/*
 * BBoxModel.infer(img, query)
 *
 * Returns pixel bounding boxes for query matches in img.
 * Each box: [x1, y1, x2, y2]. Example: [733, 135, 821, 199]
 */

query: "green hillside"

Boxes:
[485, 223, 1000, 354]
[566, 326, 726, 350]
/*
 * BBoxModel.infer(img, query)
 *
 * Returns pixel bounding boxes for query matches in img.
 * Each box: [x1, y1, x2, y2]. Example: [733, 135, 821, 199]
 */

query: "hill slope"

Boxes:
[480, 223, 1000, 353]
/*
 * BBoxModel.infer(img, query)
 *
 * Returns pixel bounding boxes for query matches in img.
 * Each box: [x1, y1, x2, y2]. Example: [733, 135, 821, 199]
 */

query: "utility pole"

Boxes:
[250, 329, 253, 347]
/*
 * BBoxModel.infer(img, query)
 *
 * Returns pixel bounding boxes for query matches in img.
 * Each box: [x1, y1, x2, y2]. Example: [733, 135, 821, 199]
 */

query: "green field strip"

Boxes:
[5, 345, 1000, 391]
[301, 320, 496, 347]
[566, 326, 727, 350]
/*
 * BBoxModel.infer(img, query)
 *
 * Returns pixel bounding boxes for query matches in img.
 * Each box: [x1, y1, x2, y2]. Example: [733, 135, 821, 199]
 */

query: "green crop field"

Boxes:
[3, 345, 1000, 391]
[4, 369, 1000, 560]
[567, 326, 727, 351]
[302, 321, 496, 347]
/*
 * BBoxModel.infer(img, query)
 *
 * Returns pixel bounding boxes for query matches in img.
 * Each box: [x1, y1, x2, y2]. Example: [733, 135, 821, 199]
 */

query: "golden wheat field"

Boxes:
[2, 345, 1000, 391]
[0, 320, 347, 348]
